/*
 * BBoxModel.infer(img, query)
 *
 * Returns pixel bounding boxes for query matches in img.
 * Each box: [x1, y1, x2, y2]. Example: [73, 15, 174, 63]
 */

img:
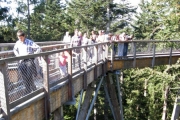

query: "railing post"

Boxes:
[133, 42, 136, 68]
[0, 63, 11, 120]
[105, 42, 109, 60]
[67, 49, 73, 100]
[105, 43, 109, 73]
[110, 42, 114, 71]
[169, 43, 173, 65]
[102, 43, 106, 75]
[152, 42, 156, 68]
[43, 55, 50, 120]
[94, 45, 98, 79]
[83, 46, 87, 89]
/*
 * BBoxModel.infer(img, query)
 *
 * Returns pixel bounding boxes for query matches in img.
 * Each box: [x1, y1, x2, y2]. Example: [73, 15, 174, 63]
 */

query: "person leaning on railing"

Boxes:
[123, 34, 133, 57]
[13, 30, 41, 94]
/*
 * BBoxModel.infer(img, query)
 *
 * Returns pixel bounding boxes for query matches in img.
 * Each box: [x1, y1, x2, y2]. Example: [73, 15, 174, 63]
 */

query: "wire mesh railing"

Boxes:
[7, 58, 44, 103]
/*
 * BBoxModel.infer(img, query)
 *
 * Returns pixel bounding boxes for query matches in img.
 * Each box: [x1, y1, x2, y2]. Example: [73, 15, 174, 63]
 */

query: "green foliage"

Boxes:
[67, 0, 108, 33]
[0, 6, 8, 21]
[110, 1, 136, 34]
[122, 63, 180, 120]
[133, 0, 180, 40]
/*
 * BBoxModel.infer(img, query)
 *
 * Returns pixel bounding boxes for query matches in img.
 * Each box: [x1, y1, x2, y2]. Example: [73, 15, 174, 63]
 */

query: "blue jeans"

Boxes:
[118, 43, 124, 57]
[123, 43, 128, 56]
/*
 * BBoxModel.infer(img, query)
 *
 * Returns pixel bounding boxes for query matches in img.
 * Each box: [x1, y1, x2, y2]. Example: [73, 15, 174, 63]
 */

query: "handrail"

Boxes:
[0, 41, 66, 47]
[0, 42, 108, 63]
[0, 43, 68, 58]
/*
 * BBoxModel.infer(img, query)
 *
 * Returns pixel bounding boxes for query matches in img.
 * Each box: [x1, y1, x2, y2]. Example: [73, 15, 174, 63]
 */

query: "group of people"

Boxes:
[13, 29, 133, 94]
[110, 32, 134, 58]
[63, 29, 133, 58]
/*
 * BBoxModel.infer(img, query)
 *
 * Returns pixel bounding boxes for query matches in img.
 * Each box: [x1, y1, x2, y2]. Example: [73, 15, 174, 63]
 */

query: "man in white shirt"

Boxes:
[63, 31, 71, 48]
[70, 29, 82, 69]
[63, 31, 71, 43]
[14, 30, 41, 94]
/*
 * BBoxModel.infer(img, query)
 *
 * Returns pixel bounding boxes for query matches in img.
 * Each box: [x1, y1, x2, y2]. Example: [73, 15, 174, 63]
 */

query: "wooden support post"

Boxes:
[0, 63, 11, 120]
[67, 49, 73, 100]
[78, 82, 95, 120]
[83, 46, 87, 89]
[107, 73, 121, 120]
[43, 55, 51, 120]
[53, 106, 64, 120]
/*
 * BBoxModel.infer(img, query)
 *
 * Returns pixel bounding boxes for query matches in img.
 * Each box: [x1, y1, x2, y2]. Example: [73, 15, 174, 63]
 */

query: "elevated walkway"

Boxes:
[0, 40, 179, 120]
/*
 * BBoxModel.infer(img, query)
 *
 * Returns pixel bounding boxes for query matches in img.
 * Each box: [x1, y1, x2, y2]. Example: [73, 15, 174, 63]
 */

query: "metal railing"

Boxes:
[0, 41, 66, 52]
[0, 40, 179, 119]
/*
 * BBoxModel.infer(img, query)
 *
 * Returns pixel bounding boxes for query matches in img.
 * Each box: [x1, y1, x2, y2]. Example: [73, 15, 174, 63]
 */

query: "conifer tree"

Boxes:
[67, 0, 108, 32]
[133, 0, 180, 40]
[110, 0, 136, 34]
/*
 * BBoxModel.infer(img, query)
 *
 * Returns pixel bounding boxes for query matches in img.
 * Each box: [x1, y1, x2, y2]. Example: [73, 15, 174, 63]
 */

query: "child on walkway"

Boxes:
[59, 51, 68, 77]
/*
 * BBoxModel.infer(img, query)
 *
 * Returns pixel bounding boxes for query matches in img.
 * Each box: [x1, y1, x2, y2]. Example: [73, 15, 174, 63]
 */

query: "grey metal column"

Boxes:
[85, 76, 104, 120]
[103, 77, 116, 120]
[116, 74, 124, 120]
[133, 42, 136, 68]
[171, 90, 180, 120]
[76, 89, 84, 120]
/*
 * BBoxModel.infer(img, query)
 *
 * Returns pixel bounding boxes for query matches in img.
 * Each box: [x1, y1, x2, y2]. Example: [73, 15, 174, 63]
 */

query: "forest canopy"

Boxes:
[0, 0, 179, 42]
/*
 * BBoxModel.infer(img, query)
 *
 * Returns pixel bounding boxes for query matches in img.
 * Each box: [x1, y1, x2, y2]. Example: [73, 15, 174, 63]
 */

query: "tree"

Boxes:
[67, 0, 109, 33]
[133, 0, 180, 40]
[110, 1, 136, 34]
[122, 62, 180, 120]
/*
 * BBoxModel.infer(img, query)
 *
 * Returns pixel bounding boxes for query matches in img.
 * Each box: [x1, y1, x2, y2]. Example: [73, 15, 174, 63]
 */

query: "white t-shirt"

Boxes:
[63, 35, 71, 42]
